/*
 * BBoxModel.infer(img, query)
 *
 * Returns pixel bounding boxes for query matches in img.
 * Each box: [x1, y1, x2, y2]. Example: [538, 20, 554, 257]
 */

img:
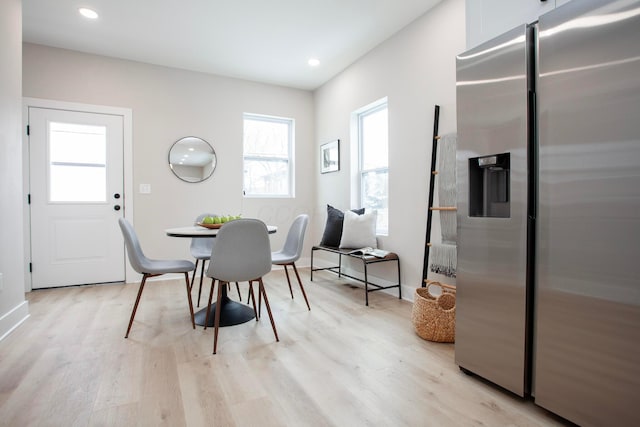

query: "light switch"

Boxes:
[139, 184, 151, 194]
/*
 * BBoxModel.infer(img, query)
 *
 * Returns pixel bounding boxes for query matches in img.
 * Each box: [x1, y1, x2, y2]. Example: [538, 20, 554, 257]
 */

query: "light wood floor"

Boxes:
[0, 269, 568, 426]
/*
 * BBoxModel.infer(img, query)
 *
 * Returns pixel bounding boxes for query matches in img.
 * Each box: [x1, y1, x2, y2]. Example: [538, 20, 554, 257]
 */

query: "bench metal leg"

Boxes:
[364, 262, 369, 306]
[397, 259, 402, 300]
[310, 248, 315, 281]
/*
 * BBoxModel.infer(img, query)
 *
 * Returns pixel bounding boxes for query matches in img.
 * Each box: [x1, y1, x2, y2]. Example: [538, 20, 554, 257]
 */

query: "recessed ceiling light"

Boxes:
[308, 58, 320, 67]
[79, 8, 99, 20]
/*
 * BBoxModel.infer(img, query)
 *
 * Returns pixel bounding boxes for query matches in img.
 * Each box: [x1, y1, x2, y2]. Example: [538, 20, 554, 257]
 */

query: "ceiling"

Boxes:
[22, 0, 442, 90]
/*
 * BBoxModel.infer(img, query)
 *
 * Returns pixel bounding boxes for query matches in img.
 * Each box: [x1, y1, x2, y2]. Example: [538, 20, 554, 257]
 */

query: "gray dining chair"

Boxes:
[118, 218, 196, 338]
[191, 213, 241, 307]
[204, 218, 278, 354]
[271, 214, 310, 310]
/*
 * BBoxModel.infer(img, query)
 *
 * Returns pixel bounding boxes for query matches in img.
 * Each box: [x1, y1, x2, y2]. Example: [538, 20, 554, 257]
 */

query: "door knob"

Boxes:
[114, 205, 121, 211]
[114, 193, 121, 199]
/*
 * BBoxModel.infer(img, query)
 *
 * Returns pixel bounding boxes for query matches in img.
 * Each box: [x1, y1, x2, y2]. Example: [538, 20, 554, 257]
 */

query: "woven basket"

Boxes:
[411, 280, 456, 343]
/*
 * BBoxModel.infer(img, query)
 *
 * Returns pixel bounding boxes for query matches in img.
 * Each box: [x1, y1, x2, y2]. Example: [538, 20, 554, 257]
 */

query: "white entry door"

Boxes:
[28, 107, 125, 289]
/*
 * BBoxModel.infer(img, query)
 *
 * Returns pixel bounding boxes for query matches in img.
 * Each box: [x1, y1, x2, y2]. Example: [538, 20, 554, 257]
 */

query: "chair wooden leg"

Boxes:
[247, 281, 262, 316]
[291, 263, 310, 311]
[213, 280, 224, 354]
[258, 278, 279, 342]
[190, 259, 199, 291]
[196, 260, 206, 307]
[283, 265, 294, 299]
[204, 279, 216, 330]
[235, 282, 242, 301]
[184, 272, 196, 329]
[125, 274, 148, 338]
[248, 281, 259, 320]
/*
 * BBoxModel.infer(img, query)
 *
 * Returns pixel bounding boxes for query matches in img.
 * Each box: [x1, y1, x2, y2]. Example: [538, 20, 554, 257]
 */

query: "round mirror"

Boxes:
[168, 136, 217, 183]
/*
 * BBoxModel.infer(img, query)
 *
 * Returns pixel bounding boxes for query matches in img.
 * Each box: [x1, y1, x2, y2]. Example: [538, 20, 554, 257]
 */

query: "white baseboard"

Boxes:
[0, 300, 30, 342]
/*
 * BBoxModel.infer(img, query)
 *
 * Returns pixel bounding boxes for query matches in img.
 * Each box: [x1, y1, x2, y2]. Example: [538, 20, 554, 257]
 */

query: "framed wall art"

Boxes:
[320, 139, 340, 173]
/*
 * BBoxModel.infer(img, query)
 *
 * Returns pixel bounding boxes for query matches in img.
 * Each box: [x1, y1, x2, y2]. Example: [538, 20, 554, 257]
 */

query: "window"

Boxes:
[243, 113, 294, 197]
[356, 99, 388, 234]
[49, 122, 107, 202]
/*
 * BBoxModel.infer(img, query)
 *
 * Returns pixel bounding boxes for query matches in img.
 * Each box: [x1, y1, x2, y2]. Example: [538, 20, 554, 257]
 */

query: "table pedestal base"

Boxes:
[194, 295, 255, 327]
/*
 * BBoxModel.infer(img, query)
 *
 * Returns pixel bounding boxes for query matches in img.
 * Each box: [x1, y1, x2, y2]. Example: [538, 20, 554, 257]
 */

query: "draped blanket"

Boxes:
[430, 133, 457, 278]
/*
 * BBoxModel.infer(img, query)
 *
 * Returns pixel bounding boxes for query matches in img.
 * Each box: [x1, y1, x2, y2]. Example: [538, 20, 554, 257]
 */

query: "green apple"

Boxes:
[212, 216, 221, 224]
[202, 216, 214, 224]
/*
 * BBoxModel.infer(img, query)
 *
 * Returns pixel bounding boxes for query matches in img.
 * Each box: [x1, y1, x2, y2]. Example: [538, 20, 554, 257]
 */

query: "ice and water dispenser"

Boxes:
[468, 153, 510, 218]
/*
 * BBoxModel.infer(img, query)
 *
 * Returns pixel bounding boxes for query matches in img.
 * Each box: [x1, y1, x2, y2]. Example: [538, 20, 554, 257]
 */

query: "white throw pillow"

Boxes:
[339, 210, 378, 249]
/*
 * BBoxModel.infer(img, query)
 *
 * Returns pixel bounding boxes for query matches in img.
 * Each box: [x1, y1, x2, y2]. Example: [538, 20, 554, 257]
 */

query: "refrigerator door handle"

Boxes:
[527, 88, 537, 220]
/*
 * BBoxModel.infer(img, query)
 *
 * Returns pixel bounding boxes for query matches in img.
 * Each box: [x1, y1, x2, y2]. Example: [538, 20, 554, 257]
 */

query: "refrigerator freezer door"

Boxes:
[456, 24, 532, 396]
[536, 0, 640, 425]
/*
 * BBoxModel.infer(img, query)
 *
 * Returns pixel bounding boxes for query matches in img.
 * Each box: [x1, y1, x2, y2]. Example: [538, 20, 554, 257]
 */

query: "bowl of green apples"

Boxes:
[197, 214, 242, 229]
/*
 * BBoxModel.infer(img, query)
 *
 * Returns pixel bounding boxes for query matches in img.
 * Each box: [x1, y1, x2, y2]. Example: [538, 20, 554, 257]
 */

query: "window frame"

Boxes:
[242, 113, 295, 198]
[355, 98, 389, 235]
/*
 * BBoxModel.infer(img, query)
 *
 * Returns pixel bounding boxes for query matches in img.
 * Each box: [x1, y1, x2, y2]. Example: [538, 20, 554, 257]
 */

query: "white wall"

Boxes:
[314, 0, 465, 298]
[22, 44, 315, 265]
[0, 0, 29, 340]
[19, 0, 465, 303]
[465, 0, 573, 49]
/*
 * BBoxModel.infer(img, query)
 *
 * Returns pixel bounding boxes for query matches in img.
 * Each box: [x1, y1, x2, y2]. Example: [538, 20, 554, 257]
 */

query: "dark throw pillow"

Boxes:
[319, 204, 365, 247]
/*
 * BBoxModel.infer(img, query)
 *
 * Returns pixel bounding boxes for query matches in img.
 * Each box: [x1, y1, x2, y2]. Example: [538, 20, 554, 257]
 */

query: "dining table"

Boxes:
[165, 223, 277, 328]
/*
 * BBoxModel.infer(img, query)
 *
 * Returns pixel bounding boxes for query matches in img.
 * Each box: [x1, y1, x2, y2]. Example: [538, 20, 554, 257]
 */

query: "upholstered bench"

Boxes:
[310, 245, 401, 306]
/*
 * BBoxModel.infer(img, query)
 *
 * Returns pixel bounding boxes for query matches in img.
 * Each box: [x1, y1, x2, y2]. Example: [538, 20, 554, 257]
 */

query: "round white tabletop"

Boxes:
[165, 224, 278, 238]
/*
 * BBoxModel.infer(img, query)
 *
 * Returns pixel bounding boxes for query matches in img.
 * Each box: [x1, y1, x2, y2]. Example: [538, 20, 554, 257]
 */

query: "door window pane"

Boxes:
[49, 122, 107, 202]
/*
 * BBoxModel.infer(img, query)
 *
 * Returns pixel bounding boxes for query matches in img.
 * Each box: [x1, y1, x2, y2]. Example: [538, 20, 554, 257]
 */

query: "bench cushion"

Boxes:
[339, 210, 377, 249]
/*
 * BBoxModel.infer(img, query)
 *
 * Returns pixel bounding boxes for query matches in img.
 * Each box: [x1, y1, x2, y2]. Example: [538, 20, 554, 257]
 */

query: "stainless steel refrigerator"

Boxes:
[455, 1, 640, 425]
